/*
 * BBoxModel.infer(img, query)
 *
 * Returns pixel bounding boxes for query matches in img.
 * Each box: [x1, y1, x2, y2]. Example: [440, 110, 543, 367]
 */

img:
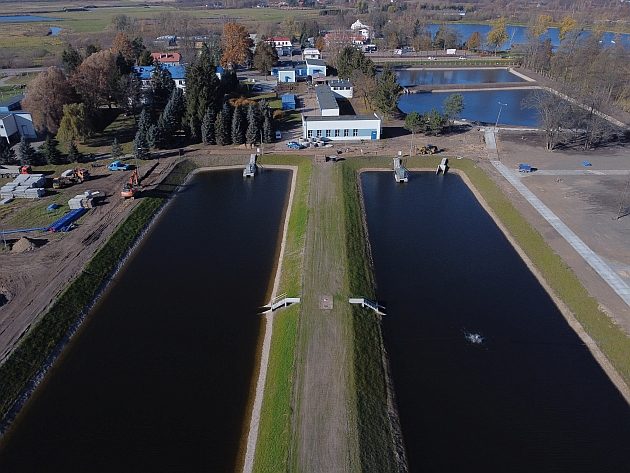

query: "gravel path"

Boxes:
[292, 162, 360, 473]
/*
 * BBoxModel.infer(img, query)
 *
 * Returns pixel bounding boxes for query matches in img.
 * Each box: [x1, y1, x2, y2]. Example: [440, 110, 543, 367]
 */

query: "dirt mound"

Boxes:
[11, 237, 38, 253]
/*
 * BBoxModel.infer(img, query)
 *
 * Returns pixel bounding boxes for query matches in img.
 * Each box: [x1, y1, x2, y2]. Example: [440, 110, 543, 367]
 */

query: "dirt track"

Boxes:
[0, 158, 176, 364]
[292, 162, 360, 472]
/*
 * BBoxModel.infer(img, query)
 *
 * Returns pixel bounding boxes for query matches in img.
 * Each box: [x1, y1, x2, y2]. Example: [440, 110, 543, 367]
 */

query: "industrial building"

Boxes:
[301, 114, 381, 141]
[305, 59, 326, 77]
[277, 67, 296, 83]
[302, 48, 321, 60]
[315, 86, 339, 116]
[329, 80, 353, 99]
[0, 112, 36, 144]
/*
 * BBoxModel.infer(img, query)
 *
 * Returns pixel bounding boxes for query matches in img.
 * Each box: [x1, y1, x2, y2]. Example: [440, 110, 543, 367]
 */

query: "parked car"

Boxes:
[287, 141, 303, 150]
[108, 160, 131, 171]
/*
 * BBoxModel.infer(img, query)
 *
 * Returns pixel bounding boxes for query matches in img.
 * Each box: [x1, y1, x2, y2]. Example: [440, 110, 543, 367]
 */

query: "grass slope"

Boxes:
[341, 161, 399, 473]
[253, 155, 311, 473]
[0, 159, 195, 425]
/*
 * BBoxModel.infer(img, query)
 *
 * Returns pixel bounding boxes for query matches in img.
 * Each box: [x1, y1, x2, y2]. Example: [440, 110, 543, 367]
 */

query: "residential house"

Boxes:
[133, 65, 187, 92]
[150, 52, 182, 66]
[302, 48, 321, 60]
[305, 58, 326, 78]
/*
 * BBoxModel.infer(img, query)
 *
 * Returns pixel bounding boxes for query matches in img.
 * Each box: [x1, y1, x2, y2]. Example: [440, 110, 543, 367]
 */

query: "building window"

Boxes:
[325, 129, 331, 138]
[334, 129, 340, 137]
[343, 129, 349, 137]
[353, 129, 359, 137]
[316, 129, 322, 138]
[307, 130, 313, 138]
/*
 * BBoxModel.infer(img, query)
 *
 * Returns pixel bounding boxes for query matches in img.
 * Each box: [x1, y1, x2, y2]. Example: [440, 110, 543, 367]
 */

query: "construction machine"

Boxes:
[52, 168, 90, 189]
[121, 170, 140, 199]
[418, 145, 439, 155]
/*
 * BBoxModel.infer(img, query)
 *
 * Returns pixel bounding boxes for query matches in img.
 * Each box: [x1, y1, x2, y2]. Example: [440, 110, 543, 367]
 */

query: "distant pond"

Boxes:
[397, 89, 542, 127]
[396, 68, 525, 87]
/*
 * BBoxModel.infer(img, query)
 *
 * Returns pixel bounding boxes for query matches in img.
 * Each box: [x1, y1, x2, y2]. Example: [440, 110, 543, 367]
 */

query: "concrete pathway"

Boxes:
[518, 169, 630, 177]
[492, 160, 630, 308]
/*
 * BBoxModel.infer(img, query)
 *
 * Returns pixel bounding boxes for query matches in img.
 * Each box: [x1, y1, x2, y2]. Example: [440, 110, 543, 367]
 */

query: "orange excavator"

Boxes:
[121, 170, 141, 199]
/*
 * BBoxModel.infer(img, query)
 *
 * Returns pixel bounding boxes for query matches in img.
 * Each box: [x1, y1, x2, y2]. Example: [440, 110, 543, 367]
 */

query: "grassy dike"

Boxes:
[0, 159, 196, 426]
[349, 155, 630, 390]
[253, 155, 312, 473]
[341, 161, 400, 472]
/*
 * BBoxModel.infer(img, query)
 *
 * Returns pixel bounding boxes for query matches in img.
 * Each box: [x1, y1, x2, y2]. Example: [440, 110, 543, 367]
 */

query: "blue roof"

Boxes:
[133, 64, 186, 80]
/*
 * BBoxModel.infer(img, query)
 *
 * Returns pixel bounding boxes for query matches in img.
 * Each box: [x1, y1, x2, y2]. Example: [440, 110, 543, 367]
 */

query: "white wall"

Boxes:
[331, 87, 353, 99]
[303, 116, 381, 140]
[0, 114, 17, 142]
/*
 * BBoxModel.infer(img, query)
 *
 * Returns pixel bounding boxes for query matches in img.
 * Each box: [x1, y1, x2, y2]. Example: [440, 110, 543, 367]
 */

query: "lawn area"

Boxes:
[76, 111, 137, 156]
[253, 154, 311, 473]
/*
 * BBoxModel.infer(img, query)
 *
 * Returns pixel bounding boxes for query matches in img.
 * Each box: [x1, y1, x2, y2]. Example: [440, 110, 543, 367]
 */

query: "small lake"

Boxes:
[0, 15, 61, 23]
[397, 89, 541, 126]
[0, 169, 290, 472]
[361, 171, 630, 473]
[396, 68, 525, 87]
[426, 23, 630, 49]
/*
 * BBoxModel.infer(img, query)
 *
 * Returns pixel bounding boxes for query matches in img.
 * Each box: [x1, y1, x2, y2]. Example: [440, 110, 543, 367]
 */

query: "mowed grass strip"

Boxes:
[342, 161, 399, 473]
[0, 159, 195, 424]
[253, 155, 311, 473]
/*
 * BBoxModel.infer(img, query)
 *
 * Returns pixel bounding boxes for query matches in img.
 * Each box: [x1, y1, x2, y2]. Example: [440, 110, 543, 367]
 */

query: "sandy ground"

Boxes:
[292, 162, 360, 472]
[486, 132, 630, 331]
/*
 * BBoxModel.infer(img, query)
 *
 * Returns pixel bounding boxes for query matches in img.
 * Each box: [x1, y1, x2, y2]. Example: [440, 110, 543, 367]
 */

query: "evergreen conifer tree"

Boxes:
[18, 136, 38, 165]
[67, 139, 83, 163]
[214, 113, 227, 146]
[231, 106, 245, 145]
[184, 45, 223, 141]
[245, 104, 260, 146]
[219, 102, 232, 145]
[263, 115, 273, 144]
[133, 131, 150, 159]
[39, 135, 65, 164]
[0, 138, 16, 165]
[147, 124, 158, 149]
[111, 137, 123, 159]
[201, 108, 216, 144]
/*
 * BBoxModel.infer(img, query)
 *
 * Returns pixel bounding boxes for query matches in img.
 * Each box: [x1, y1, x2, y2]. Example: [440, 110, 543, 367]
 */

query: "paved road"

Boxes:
[492, 160, 630, 308]
[519, 169, 630, 177]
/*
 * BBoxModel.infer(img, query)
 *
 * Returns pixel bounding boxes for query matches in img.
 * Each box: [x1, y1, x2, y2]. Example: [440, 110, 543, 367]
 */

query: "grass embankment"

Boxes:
[253, 155, 311, 473]
[341, 161, 400, 472]
[352, 155, 630, 389]
[0, 159, 195, 425]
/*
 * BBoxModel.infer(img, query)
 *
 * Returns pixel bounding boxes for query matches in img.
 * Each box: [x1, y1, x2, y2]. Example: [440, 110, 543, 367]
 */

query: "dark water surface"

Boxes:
[397, 89, 542, 126]
[0, 169, 290, 473]
[396, 68, 525, 87]
[361, 172, 630, 473]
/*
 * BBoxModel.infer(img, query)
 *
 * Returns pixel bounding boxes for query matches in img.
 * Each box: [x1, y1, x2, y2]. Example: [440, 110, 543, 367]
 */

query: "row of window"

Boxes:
[307, 129, 359, 138]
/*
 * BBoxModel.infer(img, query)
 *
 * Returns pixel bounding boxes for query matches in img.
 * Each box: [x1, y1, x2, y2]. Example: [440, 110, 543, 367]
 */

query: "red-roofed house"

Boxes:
[266, 37, 292, 48]
[151, 52, 182, 65]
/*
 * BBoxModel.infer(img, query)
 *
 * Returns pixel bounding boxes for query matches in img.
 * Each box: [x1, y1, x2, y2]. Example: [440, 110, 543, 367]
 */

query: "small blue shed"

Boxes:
[281, 94, 296, 110]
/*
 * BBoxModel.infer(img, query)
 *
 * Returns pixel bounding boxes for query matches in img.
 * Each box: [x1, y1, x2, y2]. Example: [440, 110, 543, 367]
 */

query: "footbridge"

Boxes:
[259, 293, 301, 313]
[349, 297, 386, 315]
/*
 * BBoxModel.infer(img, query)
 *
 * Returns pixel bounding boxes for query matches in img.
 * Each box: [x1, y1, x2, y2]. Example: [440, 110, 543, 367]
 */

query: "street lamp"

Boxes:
[495, 101, 507, 130]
